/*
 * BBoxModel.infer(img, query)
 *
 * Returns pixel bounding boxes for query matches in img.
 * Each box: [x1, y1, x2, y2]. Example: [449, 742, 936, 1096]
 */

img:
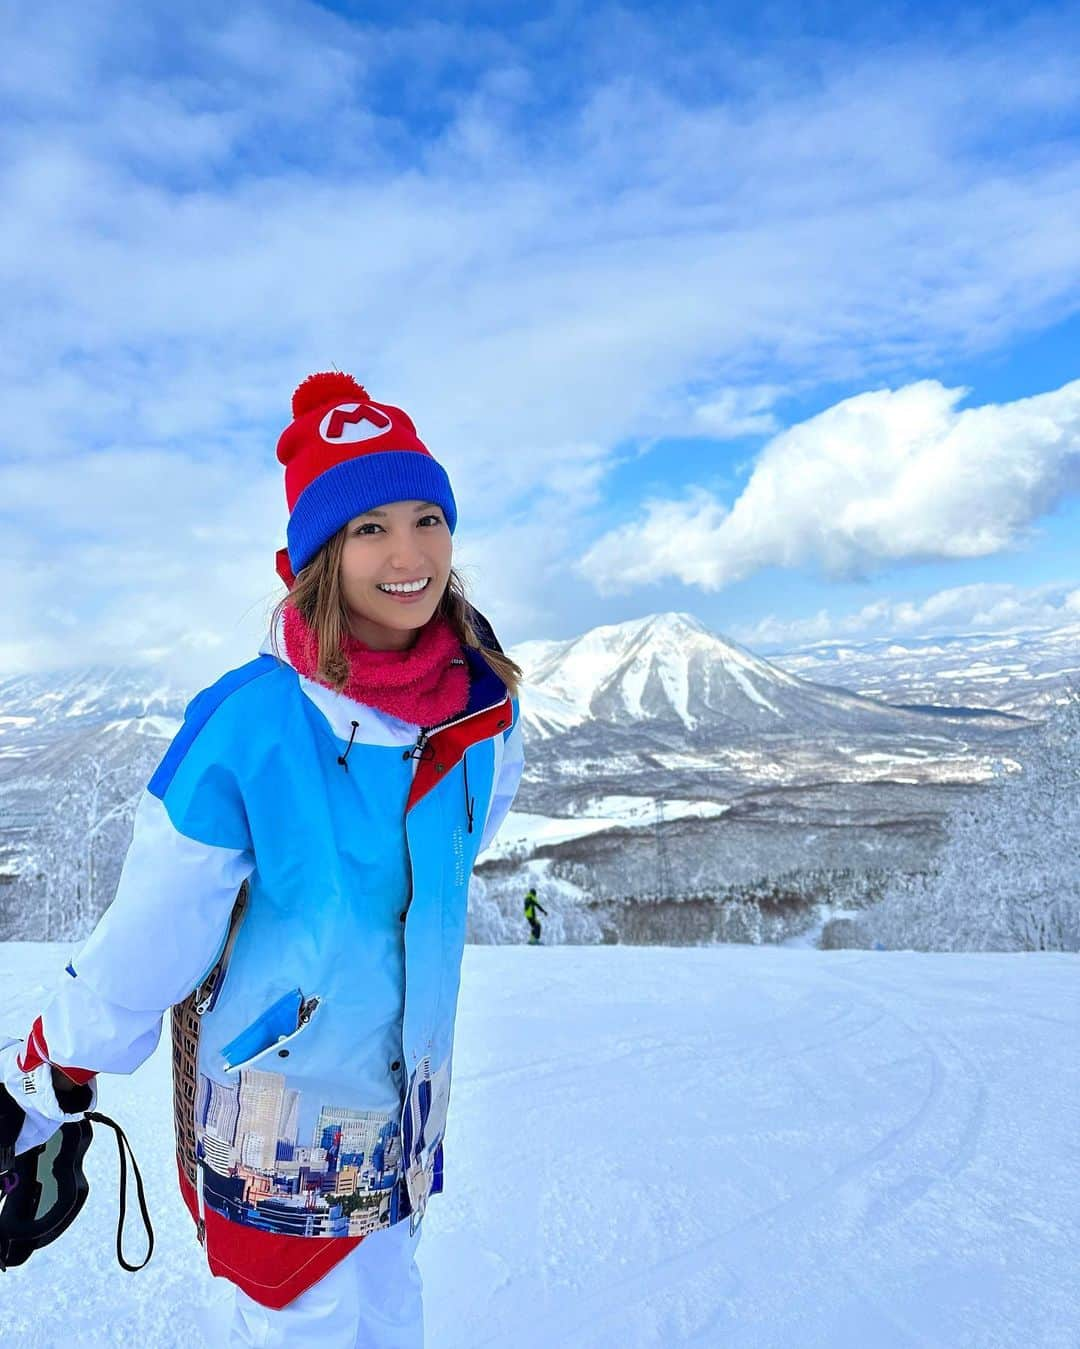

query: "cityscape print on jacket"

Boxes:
[174, 990, 449, 1237]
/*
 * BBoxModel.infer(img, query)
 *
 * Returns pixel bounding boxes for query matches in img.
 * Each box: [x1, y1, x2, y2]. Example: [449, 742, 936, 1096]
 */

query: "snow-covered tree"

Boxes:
[12, 728, 159, 941]
[865, 689, 1080, 952]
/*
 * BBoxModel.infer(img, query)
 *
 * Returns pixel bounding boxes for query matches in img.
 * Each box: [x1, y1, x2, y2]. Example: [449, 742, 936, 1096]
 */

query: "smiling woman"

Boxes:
[4, 370, 526, 1347]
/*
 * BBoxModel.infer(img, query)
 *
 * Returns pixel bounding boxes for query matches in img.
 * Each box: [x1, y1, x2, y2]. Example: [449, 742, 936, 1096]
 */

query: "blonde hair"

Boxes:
[270, 525, 522, 698]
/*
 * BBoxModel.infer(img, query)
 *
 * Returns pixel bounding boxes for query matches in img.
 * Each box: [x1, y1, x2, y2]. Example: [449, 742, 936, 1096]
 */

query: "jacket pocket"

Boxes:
[219, 988, 321, 1074]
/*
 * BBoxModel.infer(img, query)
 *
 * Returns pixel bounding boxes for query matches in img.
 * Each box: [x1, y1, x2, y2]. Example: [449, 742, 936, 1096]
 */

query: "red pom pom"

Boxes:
[291, 371, 370, 419]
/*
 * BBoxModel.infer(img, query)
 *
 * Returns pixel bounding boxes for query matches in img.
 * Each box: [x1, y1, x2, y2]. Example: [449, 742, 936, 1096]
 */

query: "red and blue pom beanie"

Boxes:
[275, 371, 457, 588]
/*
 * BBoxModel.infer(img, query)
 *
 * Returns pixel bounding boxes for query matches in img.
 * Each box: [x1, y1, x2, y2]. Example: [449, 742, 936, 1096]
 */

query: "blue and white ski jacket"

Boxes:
[26, 610, 523, 1306]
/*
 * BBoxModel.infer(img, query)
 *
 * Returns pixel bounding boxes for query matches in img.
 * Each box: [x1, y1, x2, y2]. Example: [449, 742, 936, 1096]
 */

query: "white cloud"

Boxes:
[2, 6, 1080, 670]
[692, 386, 783, 440]
[729, 581, 1080, 650]
[0, 446, 284, 681]
[580, 379, 1080, 593]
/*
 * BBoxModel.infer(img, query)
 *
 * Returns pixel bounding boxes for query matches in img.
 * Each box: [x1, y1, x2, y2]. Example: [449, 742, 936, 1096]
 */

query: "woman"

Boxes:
[0, 371, 525, 1346]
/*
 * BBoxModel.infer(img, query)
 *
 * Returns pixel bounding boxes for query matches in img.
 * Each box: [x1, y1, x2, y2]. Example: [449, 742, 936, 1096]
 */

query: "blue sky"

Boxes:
[1, 1, 1078, 678]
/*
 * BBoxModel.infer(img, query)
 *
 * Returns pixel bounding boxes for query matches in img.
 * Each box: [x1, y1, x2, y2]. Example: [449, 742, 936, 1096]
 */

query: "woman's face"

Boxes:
[339, 499, 453, 650]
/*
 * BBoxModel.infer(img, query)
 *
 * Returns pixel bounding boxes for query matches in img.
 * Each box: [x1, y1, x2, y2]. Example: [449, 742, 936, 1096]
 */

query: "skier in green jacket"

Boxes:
[523, 888, 548, 945]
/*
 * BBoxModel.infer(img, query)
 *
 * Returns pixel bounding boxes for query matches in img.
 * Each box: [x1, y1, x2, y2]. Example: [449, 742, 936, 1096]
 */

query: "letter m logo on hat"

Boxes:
[320, 403, 392, 444]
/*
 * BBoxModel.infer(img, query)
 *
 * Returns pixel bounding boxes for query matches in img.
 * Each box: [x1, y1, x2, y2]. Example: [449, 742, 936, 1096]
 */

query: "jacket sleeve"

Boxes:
[19, 689, 255, 1083]
[476, 702, 524, 856]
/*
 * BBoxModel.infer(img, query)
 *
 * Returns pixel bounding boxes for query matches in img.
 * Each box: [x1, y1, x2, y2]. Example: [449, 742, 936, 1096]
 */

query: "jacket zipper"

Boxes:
[196, 1160, 207, 1245]
[398, 811, 414, 1213]
[194, 884, 250, 1017]
[404, 690, 511, 762]
[191, 888, 250, 1247]
[396, 680, 512, 1216]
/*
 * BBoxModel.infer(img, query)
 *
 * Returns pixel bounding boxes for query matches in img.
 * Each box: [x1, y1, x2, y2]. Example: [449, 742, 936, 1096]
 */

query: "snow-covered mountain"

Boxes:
[0, 612, 1053, 940]
[493, 613, 1042, 908]
[509, 611, 1023, 739]
[0, 665, 187, 747]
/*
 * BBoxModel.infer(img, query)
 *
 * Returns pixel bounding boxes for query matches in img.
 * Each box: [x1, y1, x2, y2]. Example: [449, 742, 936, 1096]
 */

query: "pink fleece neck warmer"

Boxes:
[283, 604, 470, 728]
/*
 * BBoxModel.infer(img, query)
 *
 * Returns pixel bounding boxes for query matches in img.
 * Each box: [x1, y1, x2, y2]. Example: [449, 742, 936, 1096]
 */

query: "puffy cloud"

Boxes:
[729, 581, 1080, 650]
[580, 380, 1080, 592]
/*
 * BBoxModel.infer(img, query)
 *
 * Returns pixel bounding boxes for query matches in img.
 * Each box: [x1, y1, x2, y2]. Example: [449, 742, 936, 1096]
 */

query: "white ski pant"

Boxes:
[200, 1220, 424, 1348]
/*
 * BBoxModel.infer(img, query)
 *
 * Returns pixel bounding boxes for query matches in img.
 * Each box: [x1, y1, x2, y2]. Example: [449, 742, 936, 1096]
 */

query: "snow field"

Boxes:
[0, 942, 1076, 1348]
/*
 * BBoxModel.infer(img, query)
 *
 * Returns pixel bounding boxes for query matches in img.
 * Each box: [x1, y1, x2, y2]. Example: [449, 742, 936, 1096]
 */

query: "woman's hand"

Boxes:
[50, 1065, 96, 1113]
[0, 1041, 97, 1167]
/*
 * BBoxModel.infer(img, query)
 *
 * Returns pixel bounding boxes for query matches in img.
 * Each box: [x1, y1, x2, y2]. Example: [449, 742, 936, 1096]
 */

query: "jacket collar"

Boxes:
[260, 611, 509, 749]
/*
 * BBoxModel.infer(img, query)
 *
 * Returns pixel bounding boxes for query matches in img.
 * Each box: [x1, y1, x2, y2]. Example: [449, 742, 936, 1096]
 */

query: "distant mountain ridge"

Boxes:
[0, 665, 189, 733]
[766, 622, 1079, 717]
[0, 610, 1058, 941]
[2, 613, 1068, 743]
[508, 611, 1024, 740]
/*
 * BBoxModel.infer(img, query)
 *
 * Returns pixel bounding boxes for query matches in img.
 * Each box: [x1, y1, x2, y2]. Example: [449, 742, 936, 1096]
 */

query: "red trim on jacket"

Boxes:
[406, 696, 513, 814]
[176, 1161, 365, 1309]
[16, 1016, 97, 1086]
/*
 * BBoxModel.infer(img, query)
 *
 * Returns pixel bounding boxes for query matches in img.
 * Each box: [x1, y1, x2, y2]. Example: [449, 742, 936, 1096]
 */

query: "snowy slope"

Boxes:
[2, 942, 1075, 1349]
[484, 797, 731, 860]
